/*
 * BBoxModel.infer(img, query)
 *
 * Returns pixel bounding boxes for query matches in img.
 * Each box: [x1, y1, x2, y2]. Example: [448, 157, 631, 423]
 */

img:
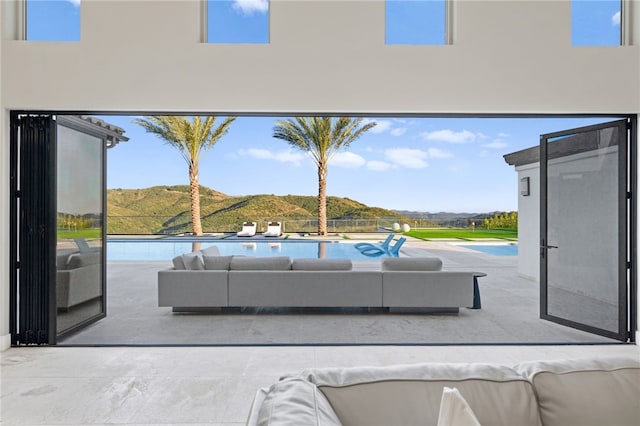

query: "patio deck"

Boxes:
[59, 238, 621, 345]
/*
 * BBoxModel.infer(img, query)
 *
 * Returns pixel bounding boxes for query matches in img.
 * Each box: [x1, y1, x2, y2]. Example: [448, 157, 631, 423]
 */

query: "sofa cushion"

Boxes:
[437, 387, 481, 426]
[514, 357, 640, 426]
[256, 378, 341, 426]
[201, 245, 221, 256]
[304, 362, 541, 426]
[382, 257, 443, 271]
[66, 252, 101, 269]
[291, 258, 352, 271]
[203, 255, 233, 270]
[172, 255, 186, 270]
[230, 256, 291, 270]
[182, 252, 204, 270]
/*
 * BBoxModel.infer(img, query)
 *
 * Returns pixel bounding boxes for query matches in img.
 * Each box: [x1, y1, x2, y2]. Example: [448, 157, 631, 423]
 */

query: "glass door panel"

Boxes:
[541, 119, 628, 340]
[56, 124, 106, 336]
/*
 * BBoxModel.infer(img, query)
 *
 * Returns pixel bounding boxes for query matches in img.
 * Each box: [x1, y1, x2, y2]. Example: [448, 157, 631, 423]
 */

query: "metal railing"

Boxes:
[106, 216, 431, 235]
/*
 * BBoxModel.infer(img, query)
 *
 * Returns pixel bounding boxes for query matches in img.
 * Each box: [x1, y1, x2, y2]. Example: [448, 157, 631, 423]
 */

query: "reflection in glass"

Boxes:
[56, 125, 104, 335]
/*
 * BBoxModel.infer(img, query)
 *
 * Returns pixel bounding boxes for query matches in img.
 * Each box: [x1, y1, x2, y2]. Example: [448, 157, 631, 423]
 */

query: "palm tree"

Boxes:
[133, 116, 236, 236]
[273, 117, 376, 236]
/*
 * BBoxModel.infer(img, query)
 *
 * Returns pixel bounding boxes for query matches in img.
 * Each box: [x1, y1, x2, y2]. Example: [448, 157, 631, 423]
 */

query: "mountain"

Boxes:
[394, 210, 506, 227]
[107, 185, 412, 234]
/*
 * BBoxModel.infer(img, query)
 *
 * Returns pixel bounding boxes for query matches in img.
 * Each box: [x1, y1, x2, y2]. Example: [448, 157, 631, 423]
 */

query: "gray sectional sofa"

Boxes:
[247, 356, 640, 426]
[158, 246, 481, 313]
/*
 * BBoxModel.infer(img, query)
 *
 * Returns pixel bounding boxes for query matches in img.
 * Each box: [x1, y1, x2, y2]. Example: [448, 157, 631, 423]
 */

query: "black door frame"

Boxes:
[540, 118, 636, 342]
[10, 113, 58, 345]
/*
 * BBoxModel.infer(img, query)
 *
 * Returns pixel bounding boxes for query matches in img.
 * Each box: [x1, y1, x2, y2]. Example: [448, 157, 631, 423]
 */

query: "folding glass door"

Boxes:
[10, 114, 106, 345]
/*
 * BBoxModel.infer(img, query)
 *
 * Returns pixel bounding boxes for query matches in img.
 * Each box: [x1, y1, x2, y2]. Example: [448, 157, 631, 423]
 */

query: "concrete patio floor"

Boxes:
[59, 238, 621, 345]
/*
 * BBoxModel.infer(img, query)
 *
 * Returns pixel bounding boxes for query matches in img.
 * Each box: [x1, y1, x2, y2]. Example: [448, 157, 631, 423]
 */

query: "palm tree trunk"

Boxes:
[317, 163, 328, 236]
[189, 164, 203, 236]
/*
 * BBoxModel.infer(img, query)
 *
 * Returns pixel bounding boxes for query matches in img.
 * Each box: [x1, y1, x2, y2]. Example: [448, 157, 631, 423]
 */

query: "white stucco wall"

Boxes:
[0, 1, 9, 351]
[1, 1, 639, 113]
[515, 163, 540, 282]
[1, 0, 639, 348]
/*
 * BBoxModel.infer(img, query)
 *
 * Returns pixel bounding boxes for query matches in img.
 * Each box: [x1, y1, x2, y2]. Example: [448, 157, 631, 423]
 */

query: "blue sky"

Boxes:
[103, 115, 617, 212]
[29, 1, 623, 212]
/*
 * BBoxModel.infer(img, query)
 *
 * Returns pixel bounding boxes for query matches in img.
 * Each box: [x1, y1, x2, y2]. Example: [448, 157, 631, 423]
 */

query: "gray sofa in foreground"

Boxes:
[247, 356, 640, 426]
[157, 246, 481, 312]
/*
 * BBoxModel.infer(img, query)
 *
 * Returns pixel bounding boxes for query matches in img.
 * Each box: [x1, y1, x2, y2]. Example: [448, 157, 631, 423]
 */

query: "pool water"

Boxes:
[460, 244, 518, 256]
[107, 239, 393, 261]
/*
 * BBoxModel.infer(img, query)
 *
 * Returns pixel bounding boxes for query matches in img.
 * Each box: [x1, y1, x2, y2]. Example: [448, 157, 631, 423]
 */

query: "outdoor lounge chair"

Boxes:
[354, 233, 394, 252]
[237, 222, 257, 237]
[360, 236, 406, 257]
[388, 236, 406, 256]
[263, 221, 282, 237]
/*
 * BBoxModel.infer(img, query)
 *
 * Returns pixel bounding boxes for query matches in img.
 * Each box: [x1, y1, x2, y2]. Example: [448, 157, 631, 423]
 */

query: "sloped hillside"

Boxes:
[107, 185, 410, 234]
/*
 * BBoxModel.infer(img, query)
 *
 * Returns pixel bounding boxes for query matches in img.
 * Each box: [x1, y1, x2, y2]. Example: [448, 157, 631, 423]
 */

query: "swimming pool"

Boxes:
[107, 239, 394, 261]
[460, 244, 518, 256]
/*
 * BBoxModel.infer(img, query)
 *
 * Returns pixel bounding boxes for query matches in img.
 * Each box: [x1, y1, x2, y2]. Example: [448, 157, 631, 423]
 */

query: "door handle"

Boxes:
[540, 243, 558, 258]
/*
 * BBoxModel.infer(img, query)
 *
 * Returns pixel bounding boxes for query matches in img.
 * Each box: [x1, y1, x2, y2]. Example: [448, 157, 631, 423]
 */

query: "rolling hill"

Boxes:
[107, 185, 414, 234]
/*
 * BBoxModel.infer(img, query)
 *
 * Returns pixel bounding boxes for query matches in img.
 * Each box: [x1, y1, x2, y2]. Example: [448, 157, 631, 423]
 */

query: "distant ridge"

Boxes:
[394, 210, 506, 227]
[107, 185, 413, 234]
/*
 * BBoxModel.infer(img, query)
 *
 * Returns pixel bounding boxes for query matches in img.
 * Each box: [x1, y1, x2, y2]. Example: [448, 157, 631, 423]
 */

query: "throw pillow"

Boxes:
[182, 253, 204, 270]
[172, 255, 186, 270]
[437, 387, 481, 426]
[203, 255, 233, 270]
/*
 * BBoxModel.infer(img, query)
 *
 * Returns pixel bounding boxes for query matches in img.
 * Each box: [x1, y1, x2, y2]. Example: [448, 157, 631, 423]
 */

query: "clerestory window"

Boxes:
[207, 0, 269, 44]
[385, 0, 448, 45]
[572, 0, 622, 46]
[26, 0, 81, 41]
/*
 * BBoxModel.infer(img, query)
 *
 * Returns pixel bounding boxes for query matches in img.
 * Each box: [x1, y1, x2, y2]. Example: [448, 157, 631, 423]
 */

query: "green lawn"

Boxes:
[404, 228, 517, 241]
[57, 229, 102, 240]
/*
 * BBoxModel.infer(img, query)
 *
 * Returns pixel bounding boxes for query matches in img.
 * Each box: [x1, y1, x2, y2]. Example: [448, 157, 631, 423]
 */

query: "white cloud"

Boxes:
[368, 120, 392, 134]
[390, 127, 407, 137]
[233, 0, 269, 15]
[421, 129, 476, 144]
[385, 148, 429, 169]
[68, 0, 80, 6]
[238, 148, 305, 166]
[426, 147, 453, 159]
[612, 11, 621, 26]
[498, 132, 510, 138]
[482, 140, 508, 149]
[330, 152, 366, 168]
[367, 161, 394, 172]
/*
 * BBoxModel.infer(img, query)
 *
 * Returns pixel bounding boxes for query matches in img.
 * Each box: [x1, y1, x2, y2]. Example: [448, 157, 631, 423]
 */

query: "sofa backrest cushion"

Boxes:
[304, 363, 541, 426]
[66, 252, 101, 269]
[182, 252, 204, 270]
[230, 256, 291, 270]
[256, 378, 341, 426]
[172, 255, 186, 270]
[382, 257, 443, 271]
[291, 258, 352, 271]
[201, 245, 221, 256]
[514, 357, 640, 426]
[203, 255, 233, 270]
